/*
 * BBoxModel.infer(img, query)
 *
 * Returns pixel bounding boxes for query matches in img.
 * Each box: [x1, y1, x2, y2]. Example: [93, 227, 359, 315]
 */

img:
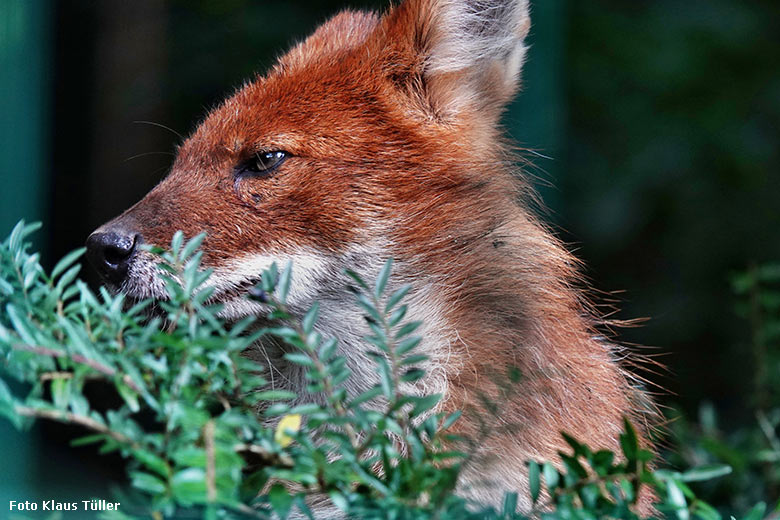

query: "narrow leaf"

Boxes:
[374, 258, 393, 299]
[528, 461, 541, 504]
[51, 247, 86, 280]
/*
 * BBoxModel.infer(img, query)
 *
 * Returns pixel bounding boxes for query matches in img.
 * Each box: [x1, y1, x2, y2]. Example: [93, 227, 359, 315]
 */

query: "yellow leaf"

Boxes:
[274, 414, 302, 447]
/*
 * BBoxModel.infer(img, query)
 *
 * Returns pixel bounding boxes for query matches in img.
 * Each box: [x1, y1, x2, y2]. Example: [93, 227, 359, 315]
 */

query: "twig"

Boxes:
[216, 393, 232, 411]
[12, 343, 142, 393]
[40, 371, 74, 382]
[232, 502, 267, 519]
[14, 405, 142, 451]
[234, 443, 294, 467]
[204, 420, 217, 502]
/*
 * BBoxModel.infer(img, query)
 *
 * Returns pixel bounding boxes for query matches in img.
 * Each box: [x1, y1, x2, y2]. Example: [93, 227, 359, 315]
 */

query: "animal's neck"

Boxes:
[250, 214, 642, 452]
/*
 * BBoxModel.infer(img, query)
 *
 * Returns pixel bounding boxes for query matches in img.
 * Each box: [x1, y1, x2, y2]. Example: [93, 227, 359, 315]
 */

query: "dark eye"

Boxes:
[238, 151, 289, 177]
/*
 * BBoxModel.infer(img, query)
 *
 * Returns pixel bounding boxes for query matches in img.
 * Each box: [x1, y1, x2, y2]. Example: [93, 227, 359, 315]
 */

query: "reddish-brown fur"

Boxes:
[90, 0, 655, 512]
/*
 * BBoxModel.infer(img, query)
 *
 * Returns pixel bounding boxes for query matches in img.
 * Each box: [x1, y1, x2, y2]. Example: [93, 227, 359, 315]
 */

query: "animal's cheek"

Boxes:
[228, 175, 277, 209]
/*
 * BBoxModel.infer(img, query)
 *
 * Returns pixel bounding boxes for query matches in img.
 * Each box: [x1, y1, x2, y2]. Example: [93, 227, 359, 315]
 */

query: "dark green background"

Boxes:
[1, 0, 778, 511]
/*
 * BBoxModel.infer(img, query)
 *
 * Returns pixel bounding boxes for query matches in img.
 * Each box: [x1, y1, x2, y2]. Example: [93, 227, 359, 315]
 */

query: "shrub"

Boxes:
[0, 221, 766, 519]
[662, 264, 780, 516]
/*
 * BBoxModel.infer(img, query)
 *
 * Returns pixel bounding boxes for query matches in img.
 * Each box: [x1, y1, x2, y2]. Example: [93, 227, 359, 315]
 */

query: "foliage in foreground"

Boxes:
[663, 264, 780, 516]
[0, 221, 773, 519]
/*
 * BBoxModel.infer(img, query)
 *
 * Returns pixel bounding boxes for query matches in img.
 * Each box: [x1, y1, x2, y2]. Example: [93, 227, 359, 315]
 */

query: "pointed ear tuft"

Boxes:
[427, 0, 530, 76]
[382, 0, 530, 119]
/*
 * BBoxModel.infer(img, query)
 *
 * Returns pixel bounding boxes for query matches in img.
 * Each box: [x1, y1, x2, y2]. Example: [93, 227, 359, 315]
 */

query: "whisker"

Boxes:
[133, 120, 185, 140]
[124, 151, 176, 162]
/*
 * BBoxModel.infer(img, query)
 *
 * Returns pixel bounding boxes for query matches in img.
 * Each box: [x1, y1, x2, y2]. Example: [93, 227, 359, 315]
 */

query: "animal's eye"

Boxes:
[238, 151, 289, 177]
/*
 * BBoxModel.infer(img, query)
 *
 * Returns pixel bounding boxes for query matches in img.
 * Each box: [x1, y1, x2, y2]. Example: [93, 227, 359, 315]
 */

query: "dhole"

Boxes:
[86, 0, 653, 511]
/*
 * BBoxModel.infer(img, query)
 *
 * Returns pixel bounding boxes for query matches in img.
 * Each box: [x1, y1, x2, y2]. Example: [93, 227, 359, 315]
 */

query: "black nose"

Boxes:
[85, 231, 140, 284]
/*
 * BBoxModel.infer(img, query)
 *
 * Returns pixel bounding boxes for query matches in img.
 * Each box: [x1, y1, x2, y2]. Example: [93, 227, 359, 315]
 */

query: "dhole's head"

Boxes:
[86, 0, 531, 316]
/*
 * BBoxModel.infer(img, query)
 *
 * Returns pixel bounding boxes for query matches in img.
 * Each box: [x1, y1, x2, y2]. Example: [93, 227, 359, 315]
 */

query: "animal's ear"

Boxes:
[377, 0, 530, 120]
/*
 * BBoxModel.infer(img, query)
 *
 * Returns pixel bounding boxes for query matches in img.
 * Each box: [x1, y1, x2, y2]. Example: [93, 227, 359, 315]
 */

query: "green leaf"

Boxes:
[543, 462, 560, 490]
[376, 357, 393, 398]
[51, 378, 71, 409]
[293, 495, 315, 520]
[395, 321, 422, 340]
[742, 502, 767, 520]
[592, 449, 615, 473]
[8, 220, 27, 252]
[401, 368, 425, 383]
[387, 305, 407, 328]
[60, 317, 99, 359]
[269, 483, 293, 519]
[386, 284, 412, 313]
[283, 353, 315, 368]
[562, 432, 585, 456]
[171, 467, 207, 504]
[0, 277, 13, 296]
[502, 492, 518, 515]
[578, 483, 600, 509]
[401, 353, 428, 366]
[131, 471, 167, 495]
[666, 479, 689, 519]
[411, 394, 441, 417]
[619, 417, 639, 462]
[355, 294, 383, 324]
[269, 327, 302, 342]
[116, 380, 140, 413]
[277, 261, 293, 304]
[396, 336, 422, 356]
[171, 231, 184, 256]
[51, 247, 86, 280]
[290, 403, 324, 415]
[692, 500, 722, 520]
[440, 410, 461, 431]
[70, 434, 105, 447]
[262, 262, 279, 292]
[6, 303, 38, 345]
[679, 464, 732, 482]
[132, 450, 169, 478]
[329, 491, 349, 512]
[349, 386, 383, 408]
[254, 390, 298, 401]
[561, 454, 588, 479]
[374, 258, 393, 299]
[528, 461, 541, 504]
[318, 337, 338, 361]
[172, 447, 206, 467]
[345, 269, 369, 291]
[302, 302, 319, 335]
[180, 232, 206, 261]
[23, 265, 40, 289]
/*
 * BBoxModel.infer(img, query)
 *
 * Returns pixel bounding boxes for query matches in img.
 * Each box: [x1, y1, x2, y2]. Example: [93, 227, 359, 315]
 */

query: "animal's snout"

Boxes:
[85, 229, 141, 284]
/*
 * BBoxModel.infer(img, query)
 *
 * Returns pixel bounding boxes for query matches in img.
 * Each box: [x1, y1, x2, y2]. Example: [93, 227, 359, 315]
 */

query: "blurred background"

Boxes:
[1, 0, 779, 515]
